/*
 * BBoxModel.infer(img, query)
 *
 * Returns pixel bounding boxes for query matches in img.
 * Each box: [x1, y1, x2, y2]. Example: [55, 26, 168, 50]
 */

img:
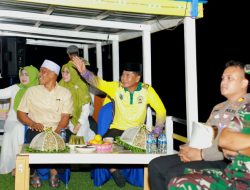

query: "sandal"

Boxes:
[111, 170, 126, 187]
[30, 172, 42, 188]
[49, 174, 60, 188]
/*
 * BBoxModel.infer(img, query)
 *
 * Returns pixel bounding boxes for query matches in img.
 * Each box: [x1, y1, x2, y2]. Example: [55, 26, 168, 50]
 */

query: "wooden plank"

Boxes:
[144, 167, 150, 190]
[15, 155, 30, 190]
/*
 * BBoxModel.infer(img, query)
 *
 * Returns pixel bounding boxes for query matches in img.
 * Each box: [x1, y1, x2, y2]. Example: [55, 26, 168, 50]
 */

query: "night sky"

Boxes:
[149, 0, 250, 122]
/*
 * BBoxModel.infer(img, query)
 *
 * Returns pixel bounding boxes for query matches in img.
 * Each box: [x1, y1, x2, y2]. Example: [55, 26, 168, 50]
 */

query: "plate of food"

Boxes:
[75, 145, 96, 153]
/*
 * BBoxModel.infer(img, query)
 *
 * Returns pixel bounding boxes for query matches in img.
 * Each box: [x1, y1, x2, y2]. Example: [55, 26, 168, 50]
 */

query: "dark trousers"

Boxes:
[148, 154, 229, 190]
[25, 129, 40, 144]
[103, 128, 124, 138]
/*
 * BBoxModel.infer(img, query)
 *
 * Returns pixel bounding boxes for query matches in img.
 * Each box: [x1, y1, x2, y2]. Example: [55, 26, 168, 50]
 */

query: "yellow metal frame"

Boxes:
[173, 133, 188, 143]
[18, 0, 204, 17]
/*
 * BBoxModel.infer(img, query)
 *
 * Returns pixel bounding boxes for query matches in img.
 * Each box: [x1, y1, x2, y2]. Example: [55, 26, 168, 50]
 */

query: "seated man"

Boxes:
[17, 59, 73, 188]
[148, 60, 250, 190]
[168, 116, 250, 189]
[72, 56, 166, 187]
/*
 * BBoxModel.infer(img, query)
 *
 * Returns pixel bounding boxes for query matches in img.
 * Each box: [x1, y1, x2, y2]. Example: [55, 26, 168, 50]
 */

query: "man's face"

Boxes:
[220, 66, 247, 98]
[121, 71, 140, 89]
[39, 67, 57, 85]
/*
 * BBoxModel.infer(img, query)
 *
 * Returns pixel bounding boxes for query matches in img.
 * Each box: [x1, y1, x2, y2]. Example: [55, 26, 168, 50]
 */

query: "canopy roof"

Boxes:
[0, 0, 208, 138]
[0, 0, 206, 45]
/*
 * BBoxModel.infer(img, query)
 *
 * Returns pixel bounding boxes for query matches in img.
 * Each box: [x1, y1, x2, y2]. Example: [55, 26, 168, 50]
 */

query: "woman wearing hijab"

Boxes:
[0, 65, 39, 175]
[59, 62, 95, 142]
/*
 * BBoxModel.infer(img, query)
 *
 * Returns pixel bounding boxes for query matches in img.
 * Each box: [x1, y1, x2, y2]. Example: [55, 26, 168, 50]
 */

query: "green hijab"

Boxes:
[13, 65, 39, 111]
[59, 62, 91, 126]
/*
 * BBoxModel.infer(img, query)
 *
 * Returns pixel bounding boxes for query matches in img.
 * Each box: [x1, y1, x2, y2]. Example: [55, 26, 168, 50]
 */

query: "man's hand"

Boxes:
[222, 148, 238, 158]
[72, 56, 86, 74]
[31, 123, 44, 132]
[54, 127, 62, 134]
[151, 126, 163, 137]
[178, 144, 202, 162]
[55, 113, 71, 134]
[179, 152, 191, 162]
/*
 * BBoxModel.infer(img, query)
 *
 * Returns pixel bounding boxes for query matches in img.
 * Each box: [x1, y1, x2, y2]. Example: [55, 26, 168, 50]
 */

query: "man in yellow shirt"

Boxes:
[72, 56, 166, 187]
[72, 57, 166, 135]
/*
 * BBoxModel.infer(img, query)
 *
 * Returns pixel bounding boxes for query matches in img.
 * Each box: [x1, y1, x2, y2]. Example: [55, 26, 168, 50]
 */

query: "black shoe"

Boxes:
[111, 170, 126, 187]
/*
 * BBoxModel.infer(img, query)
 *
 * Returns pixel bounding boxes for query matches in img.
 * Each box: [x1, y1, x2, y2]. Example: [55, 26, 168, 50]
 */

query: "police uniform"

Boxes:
[202, 94, 250, 161]
[168, 94, 250, 190]
[206, 95, 250, 130]
[149, 94, 250, 190]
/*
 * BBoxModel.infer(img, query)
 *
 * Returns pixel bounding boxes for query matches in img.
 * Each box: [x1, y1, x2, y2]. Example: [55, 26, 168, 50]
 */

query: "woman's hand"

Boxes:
[73, 123, 81, 134]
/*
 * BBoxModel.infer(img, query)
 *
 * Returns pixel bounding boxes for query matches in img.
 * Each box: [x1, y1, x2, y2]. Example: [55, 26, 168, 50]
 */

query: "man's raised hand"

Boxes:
[72, 56, 86, 74]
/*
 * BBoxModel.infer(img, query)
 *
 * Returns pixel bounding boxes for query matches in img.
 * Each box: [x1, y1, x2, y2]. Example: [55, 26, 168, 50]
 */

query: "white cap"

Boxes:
[41, 59, 60, 75]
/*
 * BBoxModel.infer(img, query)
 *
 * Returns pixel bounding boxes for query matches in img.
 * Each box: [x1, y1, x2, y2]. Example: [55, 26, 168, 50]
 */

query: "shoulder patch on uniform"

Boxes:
[238, 97, 244, 102]
[213, 102, 226, 110]
[142, 83, 149, 89]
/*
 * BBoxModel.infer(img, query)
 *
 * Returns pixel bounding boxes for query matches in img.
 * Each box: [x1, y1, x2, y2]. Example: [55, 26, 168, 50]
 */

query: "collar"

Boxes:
[124, 82, 142, 92]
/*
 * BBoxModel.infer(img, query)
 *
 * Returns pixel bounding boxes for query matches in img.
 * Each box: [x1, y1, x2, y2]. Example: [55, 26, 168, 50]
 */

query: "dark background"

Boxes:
[0, 0, 249, 128]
